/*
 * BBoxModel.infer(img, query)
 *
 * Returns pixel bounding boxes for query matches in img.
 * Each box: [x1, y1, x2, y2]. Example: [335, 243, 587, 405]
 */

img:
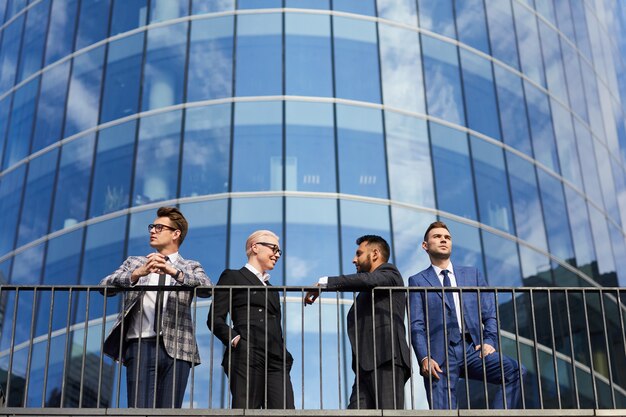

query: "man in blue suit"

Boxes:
[409, 221, 525, 409]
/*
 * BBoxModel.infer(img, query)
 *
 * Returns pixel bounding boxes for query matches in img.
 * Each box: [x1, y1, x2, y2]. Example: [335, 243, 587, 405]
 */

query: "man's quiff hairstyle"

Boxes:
[156, 206, 188, 246]
[356, 235, 390, 262]
[423, 221, 450, 242]
[246, 230, 280, 258]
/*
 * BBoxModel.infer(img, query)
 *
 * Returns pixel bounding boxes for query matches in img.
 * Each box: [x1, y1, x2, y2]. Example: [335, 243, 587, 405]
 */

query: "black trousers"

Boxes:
[348, 362, 409, 409]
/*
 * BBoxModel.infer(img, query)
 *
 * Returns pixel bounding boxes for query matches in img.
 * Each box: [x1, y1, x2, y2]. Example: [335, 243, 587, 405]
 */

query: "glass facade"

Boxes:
[0, 0, 625, 409]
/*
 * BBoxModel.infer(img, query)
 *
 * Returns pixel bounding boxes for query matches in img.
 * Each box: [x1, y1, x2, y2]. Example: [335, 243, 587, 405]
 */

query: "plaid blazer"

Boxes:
[100, 255, 211, 366]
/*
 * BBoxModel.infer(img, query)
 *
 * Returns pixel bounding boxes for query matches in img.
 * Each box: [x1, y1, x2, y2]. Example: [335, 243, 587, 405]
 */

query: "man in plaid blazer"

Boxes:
[100, 207, 211, 408]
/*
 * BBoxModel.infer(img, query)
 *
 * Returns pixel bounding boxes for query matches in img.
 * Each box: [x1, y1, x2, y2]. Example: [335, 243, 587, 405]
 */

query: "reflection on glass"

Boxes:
[133, 111, 181, 205]
[3, 77, 39, 168]
[44, 0, 78, 65]
[518, 246, 551, 286]
[561, 42, 588, 124]
[525, 81, 559, 173]
[494, 65, 532, 159]
[0, 95, 11, 168]
[460, 50, 500, 139]
[440, 218, 483, 273]
[550, 100, 583, 190]
[150, 0, 188, 22]
[609, 223, 626, 286]
[538, 21, 568, 106]
[506, 151, 548, 252]
[89, 121, 136, 217]
[581, 62, 604, 142]
[333, 0, 374, 15]
[378, 24, 424, 113]
[391, 206, 434, 278]
[81, 216, 127, 284]
[430, 123, 477, 220]
[126, 208, 155, 256]
[536, 170, 574, 263]
[192, 0, 234, 13]
[17, 0, 48, 82]
[100, 32, 144, 123]
[235, 13, 282, 96]
[333, 16, 380, 103]
[238, 0, 281, 8]
[0, 166, 25, 256]
[181, 104, 231, 197]
[455, 0, 490, 53]
[43, 229, 83, 285]
[481, 230, 522, 286]
[470, 136, 513, 233]
[17, 150, 58, 247]
[75, 0, 111, 50]
[285, 13, 332, 97]
[285, 198, 339, 285]
[570, 2, 592, 62]
[229, 197, 284, 281]
[336, 105, 387, 198]
[574, 120, 603, 205]
[418, 0, 455, 38]
[512, 2, 546, 87]
[593, 142, 620, 225]
[50, 134, 95, 232]
[64, 46, 105, 137]
[188, 16, 234, 102]
[285, 101, 336, 192]
[385, 111, 433, 206]
[0, 15, 24, 93]
[285, 0, 328, 9]
[484, 0, 519, 69]
[11, 242, 44, 284]
[422, 36, 465, 126]
[110, 0, 147, 36]
[563, 187, 596, 276]
[32, 61, 71, 153]
[377, 0, 417, 25]
[340, 200, 390, 272]
[231, 101, 282, 191]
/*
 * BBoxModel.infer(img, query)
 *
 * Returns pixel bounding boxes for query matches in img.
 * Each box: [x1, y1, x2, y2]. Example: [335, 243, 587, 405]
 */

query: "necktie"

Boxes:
[154, 257, 169, 334]
[442, 270, 461, 343]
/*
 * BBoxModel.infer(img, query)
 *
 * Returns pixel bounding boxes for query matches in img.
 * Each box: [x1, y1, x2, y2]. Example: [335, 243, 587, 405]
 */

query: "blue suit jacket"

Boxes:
[408, 265, 497, 365]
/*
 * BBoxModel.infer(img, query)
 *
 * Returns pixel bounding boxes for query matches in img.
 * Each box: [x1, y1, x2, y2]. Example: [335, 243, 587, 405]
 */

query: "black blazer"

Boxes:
[326, 263, 411, 373]
[207, 268, 292, 366]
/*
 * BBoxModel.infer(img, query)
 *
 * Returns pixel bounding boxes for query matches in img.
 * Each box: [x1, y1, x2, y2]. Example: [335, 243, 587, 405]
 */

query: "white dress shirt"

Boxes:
[431, 262, 463, 333]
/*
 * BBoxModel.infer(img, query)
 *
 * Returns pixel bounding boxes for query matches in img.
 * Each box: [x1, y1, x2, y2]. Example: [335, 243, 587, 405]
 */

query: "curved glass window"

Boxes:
[44, 0, 78, 66]
[126, 208, 154, 255]
[333, 0, 374, 15]
[537, 170, 574, 263]
[609, 223, 626, 286]
[180, 199, 228, 280]
[570, 2, 592, 62]
[430, 123, 477, 220]
[506, 151, 548, 252]
[32, 60, 71, 153]
[0, 15, 24, 94]
[561, 42, 588, 124]
[17, 0, 48, 82]
[581, 62, 605, 142]
[551, 99, 582, 190]
[149, 0, 188, 22]
[442, 218, 484, 274]
[519, 245, 551, 285]
[235, 13, 282, 96]
[377, 0, 417, 25]
[17, 149, 58, 247]
[238, 0, 281, 8]
[538, 21, 568, 106]
[554, 0, 576, 42]
[422, 36, 465, 126]
[525, 81, 559, 173]
[192, 0, 234, 13]
[142, 22, 187, 111]
[11, 242, 44, 284]
[391, 206, 435, 277]
[285, 13, 332, 97]
[336, 104, 387, 198]
[64, 45, 105, 137]
[484, 0, 519, 70]
[494, 66, 532, 156]
[0, 95, 10, 168]
[0, 165, 25, 257]
[100, 32, 144, 123]
[285, 101, 336, 192]
[455, 0, 489, 54]
[0, 1, 5, 24]
[594, 142, 620, 226]
[181, 104, 231, 197]
[285, 0, 328, 9]
[385, 111, 433, 206]
[481, 230, 522, 287]
[229, 197, 284, 281]
[50, 134, 95, 232]
[460, 50, 500, 140]
[333, 16, 380, 103]
[231, 101, 282, 192]
[587, 205, 616, 283]
[418, 0, 455, 39]
[133, 111, 181, 205]
[512, 2, 545, 87]
[378, 24, 424, 113]
[285, 197, 339, 285]
[574, 120, 604, 205]
[340, 200, 390, 271]
[43, 229, 83, 286]
[187, 15, 234, 102]
[89, 121, 136, 217]
[3, 77, 39, 168]
[563, 187, 596, 277]
[75, 0, 111, 50]
[110, 0, 147, 36]
[470, 136, 513, 233]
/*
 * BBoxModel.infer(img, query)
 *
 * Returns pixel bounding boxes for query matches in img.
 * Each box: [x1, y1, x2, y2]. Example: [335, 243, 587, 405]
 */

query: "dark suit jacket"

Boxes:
[326, 263, 411, 373]
[207, 267, 293, 368]
[408, 265, 497, 366]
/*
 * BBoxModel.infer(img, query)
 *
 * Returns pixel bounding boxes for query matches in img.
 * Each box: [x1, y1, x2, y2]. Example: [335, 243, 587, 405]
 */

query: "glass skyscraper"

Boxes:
[0, 0, 625, 410]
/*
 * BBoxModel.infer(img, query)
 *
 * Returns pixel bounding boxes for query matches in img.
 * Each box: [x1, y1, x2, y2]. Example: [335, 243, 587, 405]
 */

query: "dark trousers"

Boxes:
[124, 338, 191, 408]
[348, 362, 409, 409]
[425, 340, 526, 409]
[225, 346, 294, 409]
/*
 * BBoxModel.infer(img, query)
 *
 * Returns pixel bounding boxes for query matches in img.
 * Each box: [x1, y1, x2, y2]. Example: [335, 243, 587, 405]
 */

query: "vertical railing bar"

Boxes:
[405, 288, 414, 410]
[617, 289, 626, 403]
[246, 288, 250, 409]
[79, 289, 91, 408]
[335, 290, 342, 408]
[511, 289, 526, 409]
[546, 288, 561, 409]
[5, 288, 20, 407]
[172, 288, 181, 408]
[301, 288, 305, 408]
[97, 287, 109, 408]
[424, 287, 433, 408]
[353, 291, 360, 409]
[494, 289, 506, 408]
[318, 286, 323, 409]
[190, 287, 197, 408]
[264, 287, 268, 409]
[282, 287, 287, 410]
[598, 289, 616, 408]
[42, 288, 56, 407]
[459, 287, 469, 410]
[23, 288, 38, 406]
[529, 288, 543, 409]
[153, 283, 163, 409]
[115, 290, 127, 408]
[134, 291, 145, 408]
[208, 286, 215, 408]
[388, 288, 397, 409]
[226, 287, 233, 409]
[582, 289, 598, 408]
[476, 288, 488, 409]
[371, 288, 378, 409]
[441, 286, 451, 409]
[564, 289, 580, 409]
[60, 288, 74, 407]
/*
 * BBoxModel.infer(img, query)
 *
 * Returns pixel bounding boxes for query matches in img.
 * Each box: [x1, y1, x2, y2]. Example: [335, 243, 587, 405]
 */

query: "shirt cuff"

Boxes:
[231, 335, 240, 347]
[317, 276, 328, 286]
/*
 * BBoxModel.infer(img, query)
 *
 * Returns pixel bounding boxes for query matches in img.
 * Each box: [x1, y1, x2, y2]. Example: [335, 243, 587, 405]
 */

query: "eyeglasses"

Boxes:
[148, 223, 178, 233]
[256, 242, 282, 256]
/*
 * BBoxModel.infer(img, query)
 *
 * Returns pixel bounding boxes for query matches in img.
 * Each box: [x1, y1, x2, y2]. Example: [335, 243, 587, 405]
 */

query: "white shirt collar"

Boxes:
[245, 263, 270, 285]
[432, 262, 455, 283]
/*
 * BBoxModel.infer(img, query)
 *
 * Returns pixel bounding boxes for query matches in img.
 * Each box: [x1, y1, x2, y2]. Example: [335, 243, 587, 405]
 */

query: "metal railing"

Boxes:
[0, 285, 624, 412]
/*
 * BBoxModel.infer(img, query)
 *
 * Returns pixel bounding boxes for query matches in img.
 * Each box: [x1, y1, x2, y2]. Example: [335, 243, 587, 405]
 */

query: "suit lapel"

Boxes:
[425, 266, 454, 310]
[239, 268, 280, 311]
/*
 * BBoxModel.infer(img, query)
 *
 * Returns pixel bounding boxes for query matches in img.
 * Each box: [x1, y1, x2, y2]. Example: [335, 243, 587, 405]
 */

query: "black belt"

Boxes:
[464, 333, 473, 344]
